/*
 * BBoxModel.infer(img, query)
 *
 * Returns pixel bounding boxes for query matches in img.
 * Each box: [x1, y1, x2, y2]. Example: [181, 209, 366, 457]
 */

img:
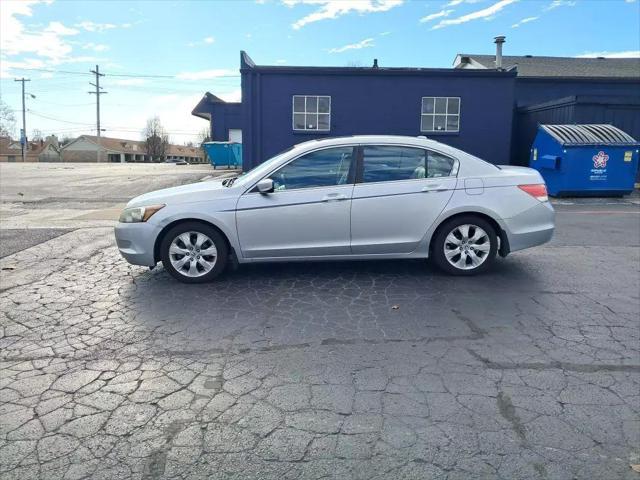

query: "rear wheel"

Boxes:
[160, 222, 228, 283]
[432, 215, 497, 275]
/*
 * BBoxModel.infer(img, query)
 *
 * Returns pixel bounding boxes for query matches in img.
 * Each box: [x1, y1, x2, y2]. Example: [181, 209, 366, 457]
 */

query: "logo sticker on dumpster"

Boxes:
[590, 151, 608, 181]
[592, 151, 609, 169]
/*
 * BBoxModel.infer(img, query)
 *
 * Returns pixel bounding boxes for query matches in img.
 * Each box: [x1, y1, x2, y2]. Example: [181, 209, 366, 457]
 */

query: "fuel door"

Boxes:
[464, 178, 484, 195]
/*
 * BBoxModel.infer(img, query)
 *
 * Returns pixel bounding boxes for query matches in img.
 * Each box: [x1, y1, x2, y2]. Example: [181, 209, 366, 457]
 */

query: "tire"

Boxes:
[431, 215, 498, 276]
[160, 222, 228, 283]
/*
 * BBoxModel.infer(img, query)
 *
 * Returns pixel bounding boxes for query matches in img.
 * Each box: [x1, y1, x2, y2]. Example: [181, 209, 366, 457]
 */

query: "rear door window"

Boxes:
[360, 146, 456, 183]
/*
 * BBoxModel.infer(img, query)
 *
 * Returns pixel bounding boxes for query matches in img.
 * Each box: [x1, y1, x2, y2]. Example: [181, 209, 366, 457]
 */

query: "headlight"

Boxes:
[119, 204, 165, 223]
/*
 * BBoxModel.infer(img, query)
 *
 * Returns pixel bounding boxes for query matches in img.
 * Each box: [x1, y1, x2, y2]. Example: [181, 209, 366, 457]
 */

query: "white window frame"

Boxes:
[420, 96, 461, 133]
[292, 95, 331, 132]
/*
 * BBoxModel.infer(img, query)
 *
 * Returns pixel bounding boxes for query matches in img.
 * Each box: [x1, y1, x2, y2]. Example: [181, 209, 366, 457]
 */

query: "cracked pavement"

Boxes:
[0, 166, 639, 479]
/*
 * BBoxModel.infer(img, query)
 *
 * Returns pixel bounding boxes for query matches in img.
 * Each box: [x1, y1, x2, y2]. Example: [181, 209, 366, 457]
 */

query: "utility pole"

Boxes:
[14, 78, 30, 163]
[89, 65, 107, 162]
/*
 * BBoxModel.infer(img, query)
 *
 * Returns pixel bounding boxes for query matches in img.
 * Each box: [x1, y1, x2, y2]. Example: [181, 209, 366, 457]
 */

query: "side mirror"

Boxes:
[256, 178, 274, 194]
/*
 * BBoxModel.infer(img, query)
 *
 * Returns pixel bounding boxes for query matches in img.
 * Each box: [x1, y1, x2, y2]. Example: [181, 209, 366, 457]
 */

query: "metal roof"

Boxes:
[541, 124, 639, 146]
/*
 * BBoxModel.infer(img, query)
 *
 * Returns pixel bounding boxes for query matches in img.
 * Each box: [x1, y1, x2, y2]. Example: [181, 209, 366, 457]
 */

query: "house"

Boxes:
[0, 135, 61, 162]
[60, 135, 206, 163]
[192, 39, 640, 171]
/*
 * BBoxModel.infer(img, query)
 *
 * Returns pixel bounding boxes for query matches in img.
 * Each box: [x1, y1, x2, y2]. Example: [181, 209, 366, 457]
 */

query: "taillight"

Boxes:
[518, 184, 548, 202]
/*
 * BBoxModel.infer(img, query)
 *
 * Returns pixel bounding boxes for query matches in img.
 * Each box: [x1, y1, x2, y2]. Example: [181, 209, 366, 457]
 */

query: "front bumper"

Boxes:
[503, 201, 555, 252]
[114, 221, 159, 267]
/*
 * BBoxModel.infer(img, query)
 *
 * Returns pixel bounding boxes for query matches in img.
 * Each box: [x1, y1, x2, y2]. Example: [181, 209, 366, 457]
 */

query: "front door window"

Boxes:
[271, 147, 353, 191]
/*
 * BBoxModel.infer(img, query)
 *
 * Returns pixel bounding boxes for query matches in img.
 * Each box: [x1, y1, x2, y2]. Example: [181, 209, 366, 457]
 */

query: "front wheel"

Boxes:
[160, 222, 228, 283]
[431, 216, 498, 275]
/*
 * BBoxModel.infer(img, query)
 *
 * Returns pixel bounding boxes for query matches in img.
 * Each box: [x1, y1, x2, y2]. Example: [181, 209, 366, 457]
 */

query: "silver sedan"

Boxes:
[115, 135, 554, 283]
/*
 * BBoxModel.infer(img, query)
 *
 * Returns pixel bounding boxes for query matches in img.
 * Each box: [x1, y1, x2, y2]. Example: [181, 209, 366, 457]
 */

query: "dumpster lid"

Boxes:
[541, 124, 638, 146]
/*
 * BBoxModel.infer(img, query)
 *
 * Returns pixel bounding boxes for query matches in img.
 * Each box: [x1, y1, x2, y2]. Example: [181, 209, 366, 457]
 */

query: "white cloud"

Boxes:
[45, 21, 79, 36]
[420, 9, 453, 22]
[545, 0, 576, 11]
[511, 16, 539, 28]
[187, 36, 216, 47]
[82, 42, 110, 52]
[329, 38, 375, 53]
[576, 50, 640, 58]
[432, 0, 518, 29]
[75, 21, 118, 32]
[275, 59, 288, 64]
[445, 0, 482, 5]
[219, 89, 242, 103]
[114, 78, 147, 86]
[175, 69, 238, 80]
[379, 30, 391, 35]
[1, 2, 79, 63]
[446, 0, 464, 5]
[0, 58, 46, 79]
[283, 0, 403, 30]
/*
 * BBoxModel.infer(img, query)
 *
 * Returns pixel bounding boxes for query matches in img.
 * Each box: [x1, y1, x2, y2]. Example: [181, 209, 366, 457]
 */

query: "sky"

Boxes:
[1, 0, 639, 144]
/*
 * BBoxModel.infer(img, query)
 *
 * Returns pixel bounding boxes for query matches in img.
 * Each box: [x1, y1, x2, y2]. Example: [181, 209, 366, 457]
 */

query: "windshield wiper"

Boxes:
[222, 176, 237, 187]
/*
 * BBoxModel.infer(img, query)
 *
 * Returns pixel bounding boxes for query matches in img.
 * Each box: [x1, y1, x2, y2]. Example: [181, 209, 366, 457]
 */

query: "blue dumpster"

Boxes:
[202, 142, 242, 169]
[530, 124, 639, 197]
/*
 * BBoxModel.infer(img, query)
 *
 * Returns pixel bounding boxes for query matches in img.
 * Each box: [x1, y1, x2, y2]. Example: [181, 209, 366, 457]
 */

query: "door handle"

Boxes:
[322, 193, 348, 202]
[421, 185, 447, 193]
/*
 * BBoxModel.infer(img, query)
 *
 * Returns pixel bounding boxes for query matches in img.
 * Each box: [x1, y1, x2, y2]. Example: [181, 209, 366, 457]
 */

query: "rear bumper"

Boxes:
[114, 222, 159, 267]
[503, 201, 555, 252]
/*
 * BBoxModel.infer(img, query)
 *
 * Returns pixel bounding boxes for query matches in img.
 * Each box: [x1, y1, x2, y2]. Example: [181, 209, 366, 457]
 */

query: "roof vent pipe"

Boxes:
[494, 35, 506, 70]
[373, 58, 379, 69]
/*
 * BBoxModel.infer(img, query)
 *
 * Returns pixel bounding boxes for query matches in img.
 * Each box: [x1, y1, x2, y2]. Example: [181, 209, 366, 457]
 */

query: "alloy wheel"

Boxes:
[443, 224, 491, 271]
[168, 231, 217, 277]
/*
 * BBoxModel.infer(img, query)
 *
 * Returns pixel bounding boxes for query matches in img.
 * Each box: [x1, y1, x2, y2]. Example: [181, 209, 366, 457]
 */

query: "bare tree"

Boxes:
[0, 99, 16, 138]
[31, 129, 43, 142]
[60, 136, 74, 146]
[142, 116, 169, 162]
[197, 127, 211, 164]
[197, 127, 211, 145]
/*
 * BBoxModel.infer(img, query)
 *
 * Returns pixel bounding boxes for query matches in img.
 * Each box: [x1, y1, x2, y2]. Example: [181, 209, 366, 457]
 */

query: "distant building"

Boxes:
[193, 42, 639, 171]
[60, 135, 206, 163]
[0, 135, 61, 162]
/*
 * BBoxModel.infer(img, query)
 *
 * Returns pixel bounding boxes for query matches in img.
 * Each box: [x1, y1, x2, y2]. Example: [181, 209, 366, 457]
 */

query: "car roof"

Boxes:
[292, 135, 461, 156]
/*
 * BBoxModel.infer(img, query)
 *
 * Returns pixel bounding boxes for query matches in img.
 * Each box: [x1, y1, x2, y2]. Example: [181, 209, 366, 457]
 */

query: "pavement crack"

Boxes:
[467, 348, 640, 373]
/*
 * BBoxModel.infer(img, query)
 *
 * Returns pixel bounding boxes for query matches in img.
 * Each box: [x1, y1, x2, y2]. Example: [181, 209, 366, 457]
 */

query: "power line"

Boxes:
[27, 110, 95, 125]
[5, 66, 240, 79]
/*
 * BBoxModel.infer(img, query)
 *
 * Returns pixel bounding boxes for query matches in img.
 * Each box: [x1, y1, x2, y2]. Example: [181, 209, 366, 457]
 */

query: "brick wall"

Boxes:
[61, 150, 100, 162]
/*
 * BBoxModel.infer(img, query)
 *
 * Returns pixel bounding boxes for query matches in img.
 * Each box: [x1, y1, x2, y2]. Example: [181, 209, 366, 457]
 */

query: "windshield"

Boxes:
[229, 147, 296, 187]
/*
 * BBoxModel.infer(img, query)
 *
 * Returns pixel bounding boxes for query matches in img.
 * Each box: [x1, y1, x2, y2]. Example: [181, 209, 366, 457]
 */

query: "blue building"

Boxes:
[193, 45, 640, 171]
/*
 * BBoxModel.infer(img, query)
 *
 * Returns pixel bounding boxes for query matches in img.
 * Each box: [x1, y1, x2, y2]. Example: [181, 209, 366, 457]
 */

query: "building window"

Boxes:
[421, 97, 460, 133]
[293, 95, 331, 132]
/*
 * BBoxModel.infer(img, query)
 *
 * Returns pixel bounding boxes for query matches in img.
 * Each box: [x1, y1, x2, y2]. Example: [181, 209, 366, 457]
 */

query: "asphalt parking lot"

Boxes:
[0, 164, 639, 480]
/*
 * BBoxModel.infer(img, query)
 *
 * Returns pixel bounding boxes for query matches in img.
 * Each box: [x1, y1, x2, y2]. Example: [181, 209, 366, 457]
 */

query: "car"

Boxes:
[115, 135, 554, 283]
[165, 158, 189, 165]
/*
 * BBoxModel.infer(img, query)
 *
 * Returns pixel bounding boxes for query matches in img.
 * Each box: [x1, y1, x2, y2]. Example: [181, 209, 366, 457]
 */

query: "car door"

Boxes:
[350, 144, 458, 254]
[236, 146, 355, 259]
